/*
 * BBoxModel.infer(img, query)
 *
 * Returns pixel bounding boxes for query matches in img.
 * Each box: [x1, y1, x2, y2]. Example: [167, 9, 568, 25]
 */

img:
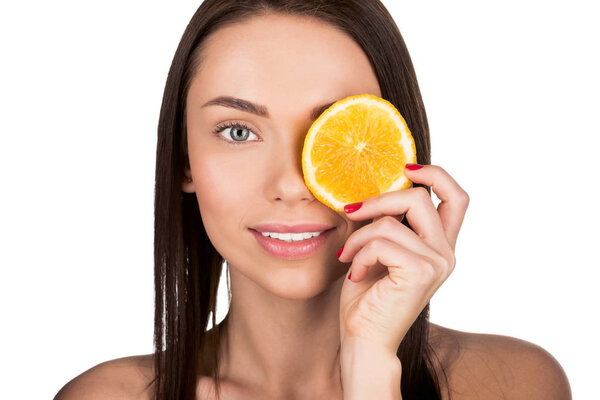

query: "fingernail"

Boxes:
[405, 163, 423, 170]
[348, 271, 352, 280]
[344, 202, 363, 213]
[336, 245, 344, 258]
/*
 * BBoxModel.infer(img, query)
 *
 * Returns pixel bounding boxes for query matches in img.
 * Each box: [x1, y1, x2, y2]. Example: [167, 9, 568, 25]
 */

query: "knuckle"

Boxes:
[435, 253, 452, 271]
[459, 190, 470, 206]
[414, 186, 431, 200]
[434, 165, 446, 175]
[367, 238, 387, 252]
[448, 252, 456, 271]
[437, 251, 456, 278]
[421, 257, 435, 272]
[376, 216, 399, 231]
[418, 257, 437, 280]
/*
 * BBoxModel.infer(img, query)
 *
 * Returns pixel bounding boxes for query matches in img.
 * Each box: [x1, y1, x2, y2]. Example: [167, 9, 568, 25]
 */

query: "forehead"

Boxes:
[189, 13, 381, 109]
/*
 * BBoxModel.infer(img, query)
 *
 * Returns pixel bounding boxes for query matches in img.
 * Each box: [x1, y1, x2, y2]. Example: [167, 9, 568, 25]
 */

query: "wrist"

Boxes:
[340, 336, 402, 400]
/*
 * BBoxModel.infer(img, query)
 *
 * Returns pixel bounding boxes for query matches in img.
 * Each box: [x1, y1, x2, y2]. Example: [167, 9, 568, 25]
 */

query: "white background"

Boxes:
[1, 1, 597, 398]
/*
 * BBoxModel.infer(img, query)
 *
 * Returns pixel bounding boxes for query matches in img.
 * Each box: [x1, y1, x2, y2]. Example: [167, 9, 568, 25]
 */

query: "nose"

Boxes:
[264, 129, 316, 205]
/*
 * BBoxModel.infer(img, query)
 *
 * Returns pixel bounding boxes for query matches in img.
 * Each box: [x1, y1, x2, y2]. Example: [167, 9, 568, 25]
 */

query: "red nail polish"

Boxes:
[344, 202, 363, 213]
[348, 271, 352, 280]
[405, 163, 423, 170]
[336, 245, 344, 258]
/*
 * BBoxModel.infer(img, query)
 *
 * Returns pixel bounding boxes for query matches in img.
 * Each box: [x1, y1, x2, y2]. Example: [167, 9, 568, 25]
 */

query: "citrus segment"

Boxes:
[302, 94, 417, 213]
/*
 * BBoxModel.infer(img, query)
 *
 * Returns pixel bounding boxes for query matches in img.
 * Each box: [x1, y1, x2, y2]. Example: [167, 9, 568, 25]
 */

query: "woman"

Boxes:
[55, 1, 571, 399]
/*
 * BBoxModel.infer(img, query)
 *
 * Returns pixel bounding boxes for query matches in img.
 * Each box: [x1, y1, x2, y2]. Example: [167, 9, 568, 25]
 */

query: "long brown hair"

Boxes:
[150, 1, 450, 399]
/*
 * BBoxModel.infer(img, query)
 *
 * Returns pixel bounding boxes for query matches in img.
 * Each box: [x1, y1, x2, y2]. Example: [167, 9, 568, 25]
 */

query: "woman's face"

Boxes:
[183, 13, 382, 298]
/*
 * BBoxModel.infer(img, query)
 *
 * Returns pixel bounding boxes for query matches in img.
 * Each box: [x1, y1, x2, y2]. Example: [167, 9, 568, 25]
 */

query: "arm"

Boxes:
[340, 335, 403, 400]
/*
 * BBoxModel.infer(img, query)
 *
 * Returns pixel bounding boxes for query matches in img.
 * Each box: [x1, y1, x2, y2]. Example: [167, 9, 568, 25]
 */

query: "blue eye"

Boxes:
[212, 122, 260, 145]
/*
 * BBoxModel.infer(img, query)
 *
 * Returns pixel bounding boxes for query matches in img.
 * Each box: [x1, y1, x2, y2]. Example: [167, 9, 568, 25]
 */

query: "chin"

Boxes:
[257, 264, 345, 300]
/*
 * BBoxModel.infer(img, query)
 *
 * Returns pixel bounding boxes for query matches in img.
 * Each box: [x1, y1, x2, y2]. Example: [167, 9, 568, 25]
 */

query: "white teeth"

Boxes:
[260, 231, 323, 242]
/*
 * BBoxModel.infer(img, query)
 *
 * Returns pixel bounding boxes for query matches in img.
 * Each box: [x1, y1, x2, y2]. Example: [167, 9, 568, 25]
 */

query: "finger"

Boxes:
[338, 215, 438, 264]
[348, 238, 446, 290]
[370, 182, 409, 224]
[344, 187, 450, 258]
[404, 164, 469, 251]
[373, 213, 404, 224]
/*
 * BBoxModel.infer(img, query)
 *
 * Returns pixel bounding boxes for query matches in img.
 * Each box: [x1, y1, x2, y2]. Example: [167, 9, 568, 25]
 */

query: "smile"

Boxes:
[249, 228, 335, 259]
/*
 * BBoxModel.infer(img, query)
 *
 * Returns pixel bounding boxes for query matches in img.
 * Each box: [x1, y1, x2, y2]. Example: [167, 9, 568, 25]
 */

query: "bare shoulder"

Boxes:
[54, 353, 155, 400]
[429, 323, 572, 400]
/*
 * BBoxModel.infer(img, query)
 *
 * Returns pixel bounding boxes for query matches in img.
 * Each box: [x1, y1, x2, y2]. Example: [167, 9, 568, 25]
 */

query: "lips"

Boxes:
[250, 228, 335, 259]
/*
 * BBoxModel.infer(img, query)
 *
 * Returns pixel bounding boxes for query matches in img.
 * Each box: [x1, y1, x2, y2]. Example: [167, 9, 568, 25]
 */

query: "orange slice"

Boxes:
[302, 94, 417, 213]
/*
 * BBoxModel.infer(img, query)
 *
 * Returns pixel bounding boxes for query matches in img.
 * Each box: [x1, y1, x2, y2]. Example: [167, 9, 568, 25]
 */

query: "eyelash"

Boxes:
[211, 121, 260, 145]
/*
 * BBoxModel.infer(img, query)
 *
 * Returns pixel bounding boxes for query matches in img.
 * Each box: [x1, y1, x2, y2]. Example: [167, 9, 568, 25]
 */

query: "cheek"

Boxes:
[190, 153, 259, 264]
[191, 152, 258, 234]
[194, 156, 248, 212]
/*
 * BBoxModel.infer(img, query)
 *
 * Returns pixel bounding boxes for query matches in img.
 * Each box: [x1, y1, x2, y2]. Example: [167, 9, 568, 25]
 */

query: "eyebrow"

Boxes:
[201, 96, 337, 120]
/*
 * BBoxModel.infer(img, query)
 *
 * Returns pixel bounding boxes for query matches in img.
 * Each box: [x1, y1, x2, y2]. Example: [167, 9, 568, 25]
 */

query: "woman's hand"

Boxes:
[338, 164, 469, 355]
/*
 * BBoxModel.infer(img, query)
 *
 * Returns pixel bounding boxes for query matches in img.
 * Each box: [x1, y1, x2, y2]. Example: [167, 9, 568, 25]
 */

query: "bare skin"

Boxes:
[54, 12, 572, 400]
[181, 13, 377, 399]
[53, 323, 571, 399]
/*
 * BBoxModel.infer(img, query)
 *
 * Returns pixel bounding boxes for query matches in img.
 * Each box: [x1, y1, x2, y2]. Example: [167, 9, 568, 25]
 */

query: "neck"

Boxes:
[216, 264, 346, 398]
